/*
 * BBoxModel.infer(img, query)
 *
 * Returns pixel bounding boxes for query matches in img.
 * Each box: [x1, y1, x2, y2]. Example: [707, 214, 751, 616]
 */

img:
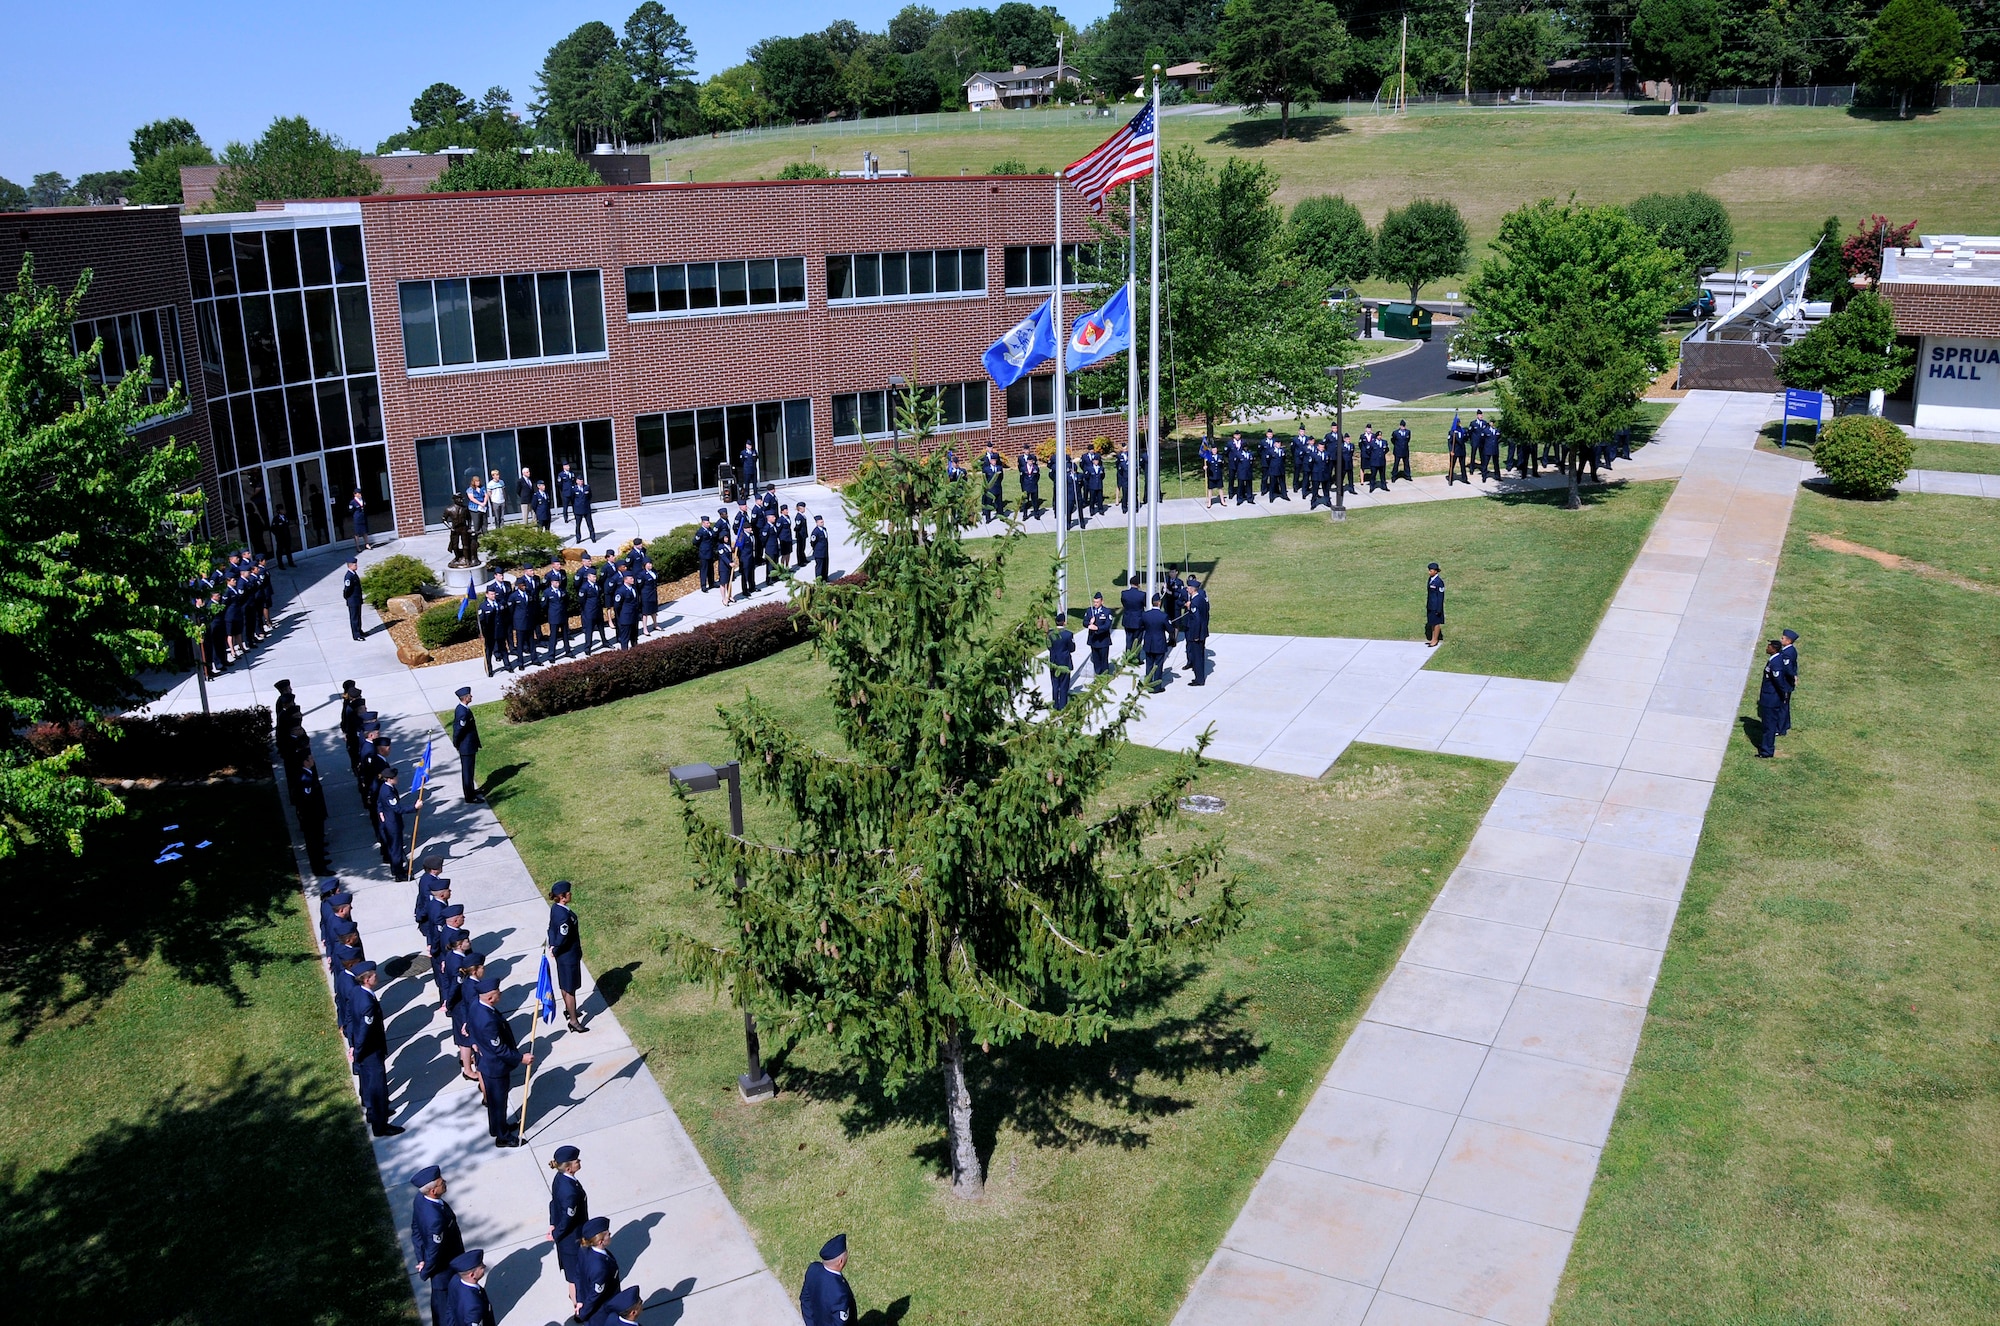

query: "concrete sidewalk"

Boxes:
[146, 486, 872, 1326]
[1172, 390, 1795, 1326]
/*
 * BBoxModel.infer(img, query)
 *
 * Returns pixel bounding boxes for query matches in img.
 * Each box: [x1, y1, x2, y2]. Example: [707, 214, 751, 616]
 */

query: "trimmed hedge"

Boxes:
[1813, 414, 1913, 500]
[501, 573, 866, 722]
[480, 522, 563, 569]
[503, 600, 804, 722]
[359, 554, 438, 610]
[654, 524, 699, 581]
[26, 708, 274, 780]
[416, 601, 480, 650]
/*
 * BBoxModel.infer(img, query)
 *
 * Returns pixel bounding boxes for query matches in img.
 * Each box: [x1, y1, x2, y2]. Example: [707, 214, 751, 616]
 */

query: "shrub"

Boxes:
[653, 523, 700, 581]
[480, 522, 563, 569]
[415, 601, 479, 650]
[503, 574, 866, 722]
[359, 554, 437, 610]
[1813, 414, 1912, 499]
[26, 708, 273, 780]
[776, 160, 832, 179]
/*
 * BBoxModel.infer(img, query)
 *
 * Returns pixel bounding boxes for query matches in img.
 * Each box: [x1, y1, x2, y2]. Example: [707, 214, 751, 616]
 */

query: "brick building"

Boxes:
[1879, 235, 2000, 431]
[0, 205, 216, 510]
[177, 175, 1109, 549]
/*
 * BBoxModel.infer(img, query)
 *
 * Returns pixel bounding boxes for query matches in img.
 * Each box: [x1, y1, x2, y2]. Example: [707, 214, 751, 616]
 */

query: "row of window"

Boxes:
[72, 306, 188, 417]
[215, 444, 392, 553]
[206, 377, 385, 474]
[826, 249, 988, 305]
[1003, 243, 1099, 293]
[196, 287, 377, 398]
[636, 398, 814, 498]
[833, 382, 990, 441]
[414, 420, 621, 529]
[1004, 375, 1117, 423]
[399, 270, 607, 372]
[625, 259, 808, 318]
[185, 227, 367, 300]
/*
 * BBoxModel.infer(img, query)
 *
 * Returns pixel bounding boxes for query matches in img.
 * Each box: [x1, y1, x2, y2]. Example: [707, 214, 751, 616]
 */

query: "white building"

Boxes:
[964, 61, 1083, 111]
[1880, 236, 2000, 432]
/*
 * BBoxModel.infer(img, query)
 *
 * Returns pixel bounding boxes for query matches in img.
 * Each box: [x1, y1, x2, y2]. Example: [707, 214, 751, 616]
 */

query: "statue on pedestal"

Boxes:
[445, 495, 480, 567]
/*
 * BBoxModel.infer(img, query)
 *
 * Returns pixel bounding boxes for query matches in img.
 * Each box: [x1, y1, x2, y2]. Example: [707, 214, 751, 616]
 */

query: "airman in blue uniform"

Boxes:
[1142, 594, 1170, 692]
[811, 517, 830, 581]
[1181, 577, 1211, 686]
[447, 1249, 495, 1326]
[1084, 593, 1114, 676]
[1426, 562, 1446, 647]
[549, 880, 588, 1033]
[342, 556, 365, 640]
[409, 1166, 463, 1326]
[349, 961, 402, 1136]
[478, 588, 505, 676]
[1776, 628, 1799, 734]
[573, 1216, 621, 1322]
[376, 764, 407, 880]
[596, 1284, 644, 1324]
[1390, 421, 1413, 481]
[469, 974, 532, 1146]
[1047, 619, 1076, 711]
[451, 685, 483, 802]
[1757, 639, 1791, 757]
[549, 1145, 590, 1305]
[800, 1232, 857, 1326]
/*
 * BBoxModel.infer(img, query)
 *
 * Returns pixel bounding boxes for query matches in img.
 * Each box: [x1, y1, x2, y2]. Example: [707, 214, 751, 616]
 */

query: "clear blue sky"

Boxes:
[1, 0, 1115, 185]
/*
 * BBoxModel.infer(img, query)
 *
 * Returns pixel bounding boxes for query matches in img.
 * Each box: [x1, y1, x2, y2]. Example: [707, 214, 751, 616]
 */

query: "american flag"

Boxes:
[1064, 102, 1157, 214]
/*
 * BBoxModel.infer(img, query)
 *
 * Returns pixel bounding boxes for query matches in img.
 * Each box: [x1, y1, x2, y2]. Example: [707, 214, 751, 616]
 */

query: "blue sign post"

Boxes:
[1780, 388, 1825, 449]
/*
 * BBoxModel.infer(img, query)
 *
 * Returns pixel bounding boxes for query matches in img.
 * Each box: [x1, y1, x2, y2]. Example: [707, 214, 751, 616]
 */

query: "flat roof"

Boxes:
[1882, 237, 2000, 289]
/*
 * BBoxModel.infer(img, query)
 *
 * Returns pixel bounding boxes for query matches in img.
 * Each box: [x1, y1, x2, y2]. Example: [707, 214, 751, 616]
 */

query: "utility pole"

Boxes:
[1399, 15, 1409, 114]
[1464, 3, 1477, 98]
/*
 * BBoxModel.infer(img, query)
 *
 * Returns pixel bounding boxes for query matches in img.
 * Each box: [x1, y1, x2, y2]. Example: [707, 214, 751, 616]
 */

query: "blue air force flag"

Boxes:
[535, 952, 558, 1023]
[983, 297, 1056, 387]
[1066, 285, 1132, 373]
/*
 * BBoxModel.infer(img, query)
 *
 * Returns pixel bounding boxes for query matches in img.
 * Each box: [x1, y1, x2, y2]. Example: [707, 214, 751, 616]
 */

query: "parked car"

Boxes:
[1446, 333, 1494, 378]
[1670, 287, 1719, 320]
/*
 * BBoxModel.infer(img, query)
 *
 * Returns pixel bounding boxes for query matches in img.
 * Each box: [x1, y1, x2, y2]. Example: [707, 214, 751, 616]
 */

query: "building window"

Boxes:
[414, 418, 618, 529]
[825, 249, 986, 304]
[832, 381, 989, 442]
[634, 397, 813, 498]
[1005, 376, 1115, 421]
[71, 306, 190, 422]
[625, 258, 807, 319]
[1003, 243, 1099, 293]
[398, 269, 607, 373]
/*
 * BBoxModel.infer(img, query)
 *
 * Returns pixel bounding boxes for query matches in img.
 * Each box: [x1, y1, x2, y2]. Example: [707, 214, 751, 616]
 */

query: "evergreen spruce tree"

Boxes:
[670, 381, 1239, 1199]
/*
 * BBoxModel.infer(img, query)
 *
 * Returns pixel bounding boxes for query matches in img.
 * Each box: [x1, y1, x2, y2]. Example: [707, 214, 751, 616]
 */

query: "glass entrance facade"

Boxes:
[414, 419, 617, 528]
[185, 212, 391, 552]
[633, 397, 812, 499]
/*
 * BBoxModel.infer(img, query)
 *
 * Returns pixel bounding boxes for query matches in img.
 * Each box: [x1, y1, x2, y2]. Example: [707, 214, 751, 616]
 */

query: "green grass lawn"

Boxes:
[0, 785, 412, 1324]
[1755, 420, 2000, 474]
[1556, 489, 2000, 1324]
[475, 646, 1508, 1326]
[1003, 479, 1669, 680]
[655, 106, 2000, 281]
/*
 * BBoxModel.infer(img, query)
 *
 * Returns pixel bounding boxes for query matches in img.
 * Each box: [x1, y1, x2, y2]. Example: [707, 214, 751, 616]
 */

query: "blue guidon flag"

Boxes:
[982, 297, 1056, 388]
[535, 952, 558, 1024]
[1066, 285, 1132, 373]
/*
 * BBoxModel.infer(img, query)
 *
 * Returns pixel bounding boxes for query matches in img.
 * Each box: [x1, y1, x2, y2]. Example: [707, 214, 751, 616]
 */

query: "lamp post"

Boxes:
[899, 148, 912, 176]
[1734, 250, 1751, 306]
[668, 760, 777, 1102]
[1328, 364, 1356, 522]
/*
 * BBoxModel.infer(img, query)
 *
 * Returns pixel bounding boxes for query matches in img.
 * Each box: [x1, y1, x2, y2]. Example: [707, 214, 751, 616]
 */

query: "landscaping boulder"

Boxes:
[397, 642, 433, 667]
[387, 593, 428, 619]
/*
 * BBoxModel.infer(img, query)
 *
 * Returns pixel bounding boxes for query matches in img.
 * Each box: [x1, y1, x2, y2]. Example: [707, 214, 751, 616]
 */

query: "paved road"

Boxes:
[1354, 335, 1460, 404]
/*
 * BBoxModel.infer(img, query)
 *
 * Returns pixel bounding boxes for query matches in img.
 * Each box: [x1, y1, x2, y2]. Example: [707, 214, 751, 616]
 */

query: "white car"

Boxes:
[1446, 347, 1494, 378]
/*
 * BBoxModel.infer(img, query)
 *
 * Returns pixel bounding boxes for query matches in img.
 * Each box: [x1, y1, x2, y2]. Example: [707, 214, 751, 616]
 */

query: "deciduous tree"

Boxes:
[668, 396, 1237, 1200]
[1631, 0, 1721, 113]
[1375, 198, 1469, 306]
[1856, 0, 1962, 117]
[751, 34, 845, 121]
[207, 118, 380, 211]
[1776, 290, 1914, 401]
[533, 20, 630, 151]
[1471, 13, 1552, 94]
[428, 151, 602, 193]
[1625, 189, 1735, 274]
[1288, 195, 1374, 287]
[1, 260, 208, 858]
[129, 118, 202, 169]
[1211, 0, 1350, 139]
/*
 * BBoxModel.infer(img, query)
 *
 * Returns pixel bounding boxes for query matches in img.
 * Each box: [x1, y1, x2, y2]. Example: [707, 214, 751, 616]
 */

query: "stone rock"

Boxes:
[397, 643, 433, 667]
[387, 593, 428, 619]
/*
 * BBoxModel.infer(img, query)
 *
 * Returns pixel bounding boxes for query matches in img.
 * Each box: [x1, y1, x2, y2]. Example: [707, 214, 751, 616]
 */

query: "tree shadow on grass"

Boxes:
[772, 967, 1263, 1179]
[0, 784, 308, 1040]
[0, 1064, 410, 1323]
[1483, 479, 1633, 510]
[1207, 114, 1347, 147]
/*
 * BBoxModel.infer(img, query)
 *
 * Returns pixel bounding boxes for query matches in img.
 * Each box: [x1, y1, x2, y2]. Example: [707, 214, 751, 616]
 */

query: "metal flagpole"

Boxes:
[1145, 64, 1163, 597]
[1053, 167, 1069, 621]
[1126, 180, 1139, 582]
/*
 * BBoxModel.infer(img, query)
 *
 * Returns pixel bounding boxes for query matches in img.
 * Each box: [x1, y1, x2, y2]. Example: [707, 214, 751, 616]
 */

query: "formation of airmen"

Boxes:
[184, 549, 280, 675]
[976, 442, 1115, 523]
[467, 488, 831, 677]
[1046, 568, 1213, 705]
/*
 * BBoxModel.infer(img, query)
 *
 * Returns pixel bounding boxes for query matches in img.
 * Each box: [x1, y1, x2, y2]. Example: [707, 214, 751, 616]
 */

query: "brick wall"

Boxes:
[1882, 281, 2000, 338]
[356, 176, 1113, 535]
[0, 207, 216, 518]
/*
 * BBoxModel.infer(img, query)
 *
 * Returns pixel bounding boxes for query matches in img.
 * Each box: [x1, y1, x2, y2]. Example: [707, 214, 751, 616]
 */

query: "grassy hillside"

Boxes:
[651, 105, 2000, 296]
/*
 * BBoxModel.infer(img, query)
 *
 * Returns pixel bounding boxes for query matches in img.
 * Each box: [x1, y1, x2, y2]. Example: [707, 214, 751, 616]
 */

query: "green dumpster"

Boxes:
[1379, 301, 1433, 341]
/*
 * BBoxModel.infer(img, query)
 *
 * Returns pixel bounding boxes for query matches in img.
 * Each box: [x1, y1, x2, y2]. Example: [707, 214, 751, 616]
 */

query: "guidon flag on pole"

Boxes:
[1064, 101, 1157, 214]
